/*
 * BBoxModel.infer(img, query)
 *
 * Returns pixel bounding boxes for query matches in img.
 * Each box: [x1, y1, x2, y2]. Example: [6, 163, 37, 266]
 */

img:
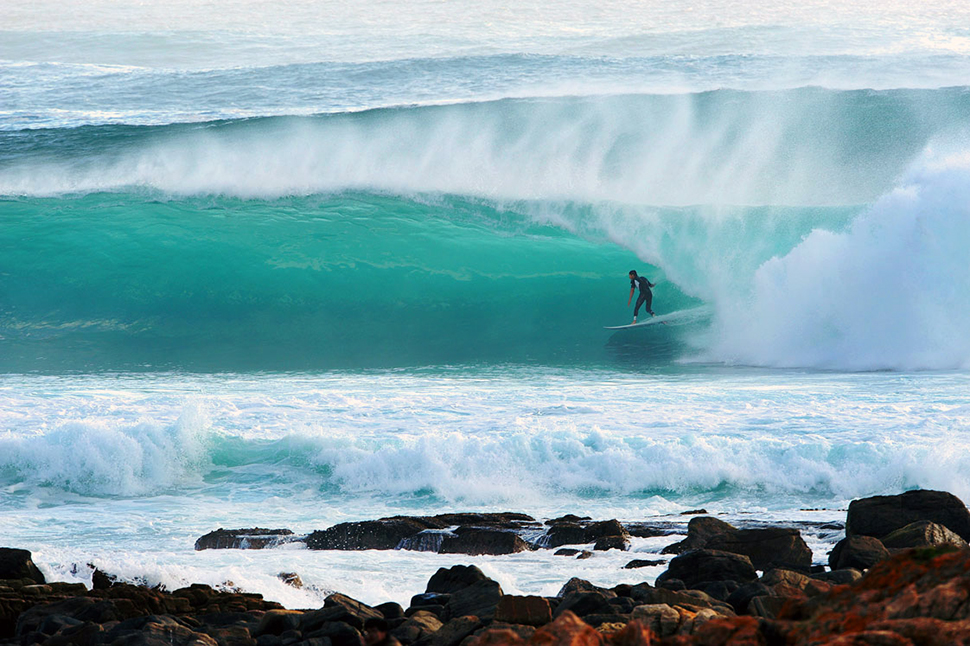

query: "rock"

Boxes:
[430, 615, 482, 646]
[0, 548, 45, 583]
[306, 519, 432, 550]
[530, 610, 603, 646]
[592, 535, 630, 551]
[546, 515, 592, 525]
[426, 512, 536, 527]
[585, 520, 629, 542]
[375, 602, 405, 620]
[829, 536, 891, 571]
[194, 529, 295, 550]
[392, 610, 443, 643]
[631, 603, 681, 638]
[761, 569, 813, 590]
[305, 620, 362, 646]
[426, 565, 491, 594]
[445, 579, 503, 620]
[623, 559, 665, 569]
[661, 517, 736, 554]
[706, 527, 813, 572]
[814, 568, 864, 585]
[846, 490, 970, 541]
[554, 592, 615, 618]
[254, 610, 303, 637]
[544, 523, 588, 548]
[748, 595, 787, 619]
[276, 572, 302, 588]
[494, 595, 552, 626]
[577, 550, 593, 560]
[607, 620, 655, 646]
[301, 593, 381, 632]
[726, 582, 773, 614]
[468, 627, 527, 646]
[656, 549, 758, 589]
[881, 521, 968, 550]
[439, 529, 531, 555]
[555, 548, 583, 556]
[557, 578, 616, 599]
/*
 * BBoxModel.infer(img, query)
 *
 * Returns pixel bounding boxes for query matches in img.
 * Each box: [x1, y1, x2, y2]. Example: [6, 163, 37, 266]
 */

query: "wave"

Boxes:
[1, 88, 968, 370]
[3, 402, 970, 507]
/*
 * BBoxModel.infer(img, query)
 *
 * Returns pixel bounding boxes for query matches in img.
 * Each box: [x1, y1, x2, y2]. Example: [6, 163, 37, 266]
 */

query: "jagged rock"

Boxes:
[624, 559, 665, 569]
[829, 536, 891, 571]
[846, 490, 970, 541]
[444, 579, 503, 620]
[495, 595, 552, 626]
[375, 601, 405, 620]
[104, 617, 220, 646]
[557, 578, 616, 599]
[254, 610, 303, 636]
[881, 521, 968, 550]
[0, 548, 45, 583]
[660, 518, 812, 571]
[301, 593, 381, 631]
[656, 549, 758, 589]
[430, 615, 481, 646]
[194, 528, 295, 550]
[426, 565, 491, 594]
[439, 528, 530, 555]
[593, 535, 630, 551]
[392, 610, 443, 643]
[306, 519, 432, 550]
[554, 592, 615, 618]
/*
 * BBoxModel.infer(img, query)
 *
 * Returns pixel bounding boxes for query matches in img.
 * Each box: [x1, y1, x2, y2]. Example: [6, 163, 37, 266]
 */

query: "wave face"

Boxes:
[2, 88, 970, 371]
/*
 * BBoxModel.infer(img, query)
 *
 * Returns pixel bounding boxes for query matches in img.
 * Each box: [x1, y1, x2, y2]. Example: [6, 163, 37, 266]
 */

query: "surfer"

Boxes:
[627, 270, 655, 324]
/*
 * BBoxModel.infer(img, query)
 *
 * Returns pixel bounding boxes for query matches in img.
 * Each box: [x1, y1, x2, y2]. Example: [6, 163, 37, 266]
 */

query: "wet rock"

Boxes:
[829, 536, 891, 571]
[592, 535, 630, 551]
[444, 579, 503, 621]
[557, 578, 616, 599]
[439, 528, 531, 555]
[544, 523, 588, 548]
[576, 550, 593, 560]
[881, 521, 968, 550]
[656, 549, 758, 589]
[623, 559, 665, 569]
[392, 610, 442, 643]
[277, 572, 302, 588]
[495, 595, 552, 626]
[546, 514, 592, 525]
[0, 548, 45, 583]
[306, 519, 432, 550]
[426, 565, 490, 594]
[846, 490, 970, 541]
[194, 529, 295, 551]
[660, 517, 812, 571]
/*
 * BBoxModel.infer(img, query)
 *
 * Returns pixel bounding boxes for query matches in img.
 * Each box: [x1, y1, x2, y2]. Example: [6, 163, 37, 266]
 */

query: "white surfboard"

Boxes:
[604, 306, 712, 330]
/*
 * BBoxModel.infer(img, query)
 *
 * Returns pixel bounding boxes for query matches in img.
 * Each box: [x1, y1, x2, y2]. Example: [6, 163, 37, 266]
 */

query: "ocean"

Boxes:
[1, 0, 969, 610]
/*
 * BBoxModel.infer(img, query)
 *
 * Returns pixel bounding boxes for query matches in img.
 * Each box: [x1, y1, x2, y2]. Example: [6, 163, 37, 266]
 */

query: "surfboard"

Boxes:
[604, 306, 712, 330]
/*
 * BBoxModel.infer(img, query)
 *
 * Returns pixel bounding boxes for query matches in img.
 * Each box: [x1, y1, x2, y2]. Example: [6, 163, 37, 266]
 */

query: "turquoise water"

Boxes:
[2, 0, 969, 607]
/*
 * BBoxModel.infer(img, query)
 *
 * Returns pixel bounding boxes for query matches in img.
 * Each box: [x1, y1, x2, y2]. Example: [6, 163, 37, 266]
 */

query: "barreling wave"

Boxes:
[1, 87, 969, 370]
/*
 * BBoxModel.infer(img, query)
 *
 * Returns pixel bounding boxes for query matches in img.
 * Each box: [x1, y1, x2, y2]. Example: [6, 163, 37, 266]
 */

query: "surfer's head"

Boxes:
[629, 270, 638, 278]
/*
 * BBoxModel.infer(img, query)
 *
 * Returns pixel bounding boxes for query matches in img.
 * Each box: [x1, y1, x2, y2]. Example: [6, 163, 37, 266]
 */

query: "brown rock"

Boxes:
[495, 596, 552, 626]
[430, 615, 482, 646]
[0, 548, 45, 583]
[829, 536, 891, 571]
[846, 490, 970, 541]
[530, 610, 604, 646]
[440, 529, 531, 555]
[469, 628, 527, 646]
[392, 610, 443, 643]
[881, 521, 968, 550]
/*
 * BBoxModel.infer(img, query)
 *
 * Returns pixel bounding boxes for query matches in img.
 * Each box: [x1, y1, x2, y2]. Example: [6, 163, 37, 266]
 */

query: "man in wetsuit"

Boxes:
[627, 270, 655, 324]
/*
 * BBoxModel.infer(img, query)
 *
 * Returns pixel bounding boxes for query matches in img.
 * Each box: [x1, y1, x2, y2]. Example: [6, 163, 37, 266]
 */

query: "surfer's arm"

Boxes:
[627, 287, 634, 305]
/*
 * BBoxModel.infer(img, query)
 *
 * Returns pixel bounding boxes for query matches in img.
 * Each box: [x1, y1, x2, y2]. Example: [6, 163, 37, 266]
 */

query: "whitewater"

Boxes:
[1, 0, 969, 608]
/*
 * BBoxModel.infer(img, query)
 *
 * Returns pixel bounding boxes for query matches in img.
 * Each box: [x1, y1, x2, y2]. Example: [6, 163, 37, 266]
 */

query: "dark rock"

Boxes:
[304, 620, 361, 646]
[813, 568, 863, 585]
[592, 535, 630, 551]
[410, 592, 451, 608]
[301, 593, 381, 632]
[406, 604, 444, 618]
[682, 509, 709, 515]
[880, 520, 968, 549]
[553, 548, 580, 556]
[748, 595, 787, 619]
[439, 529, 530, 555]
[426, 565, 490, 594]
[727, 582, 772, 614]
[585, 520, 629, 542]
[277, 572, 302, 588]
[607, 597, 636, 613]
[0, 548, 45, 583]
[426, 512, 536, 527]
[581, 613, 635, 627]
[623, 559, 666, 569]
[494, 595, 552, 626]
[576, 551, 593, 560]
[661, 517, 736, 554]
[846, 489, 970, 541]
[656, 549, 758, 589]
[375, 602, 405, 620]
[306, 519, 432, 550]
[658, 578, 686, 591]
[828, 535, 890, 571]
[542, 523, 587, 548]
[553, 591, 614, 618]
[444, 579, 503, 620]
[429, 615, 482, 646]
[92, 568, 117, 590]
[706, 527, 813, 572]
[194, 528, 295, 550]
[700, 579, 739, 602]
[555, 578, 615, 598]
[545, 515, 591, 525]
[391, 610, 442, 643]
[254, 610, 303, 637]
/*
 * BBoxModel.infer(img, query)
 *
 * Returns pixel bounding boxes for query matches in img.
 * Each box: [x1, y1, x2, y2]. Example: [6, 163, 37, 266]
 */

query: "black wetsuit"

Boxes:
[631, 276, 654, 317]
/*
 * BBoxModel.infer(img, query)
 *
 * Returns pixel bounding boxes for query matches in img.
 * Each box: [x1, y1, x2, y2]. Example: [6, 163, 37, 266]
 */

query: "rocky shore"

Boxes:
[4, 489, 970, 645]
